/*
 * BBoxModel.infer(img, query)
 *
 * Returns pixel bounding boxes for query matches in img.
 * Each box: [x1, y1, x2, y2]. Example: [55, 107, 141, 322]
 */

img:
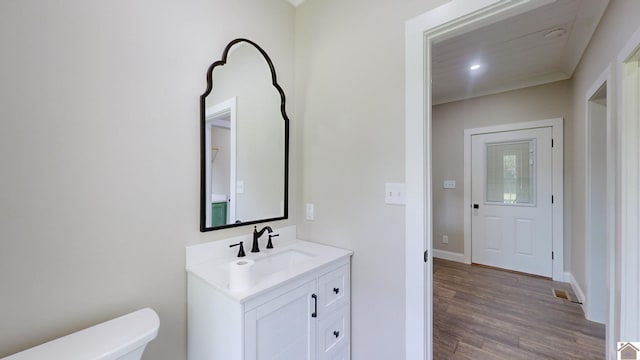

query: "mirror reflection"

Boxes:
[201, 39, 288, 231]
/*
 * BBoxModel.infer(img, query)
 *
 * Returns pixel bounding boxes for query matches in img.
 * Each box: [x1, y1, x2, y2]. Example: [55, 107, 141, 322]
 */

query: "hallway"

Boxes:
[433, 259, 605, 359]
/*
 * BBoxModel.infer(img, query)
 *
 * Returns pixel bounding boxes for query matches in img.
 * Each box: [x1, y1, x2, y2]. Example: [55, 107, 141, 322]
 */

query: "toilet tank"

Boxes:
[2, 308, 160, 360]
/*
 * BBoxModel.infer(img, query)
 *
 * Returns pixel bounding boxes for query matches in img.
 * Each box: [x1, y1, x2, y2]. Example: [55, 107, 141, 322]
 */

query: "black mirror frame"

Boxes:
[200, 38, 289, 232]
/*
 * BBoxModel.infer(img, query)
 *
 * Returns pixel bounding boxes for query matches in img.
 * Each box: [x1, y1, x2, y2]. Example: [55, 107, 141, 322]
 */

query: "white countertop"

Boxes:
[186, 227, 352, 303]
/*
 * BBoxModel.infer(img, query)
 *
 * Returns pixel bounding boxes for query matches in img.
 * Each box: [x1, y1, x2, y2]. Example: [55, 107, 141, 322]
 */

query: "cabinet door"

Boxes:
[245, 280, 317, 360]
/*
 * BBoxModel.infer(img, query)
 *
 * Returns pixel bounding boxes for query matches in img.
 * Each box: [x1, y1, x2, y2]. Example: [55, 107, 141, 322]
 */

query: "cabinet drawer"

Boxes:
[318, 305, 349, 359]
[318, 264, 349, 314]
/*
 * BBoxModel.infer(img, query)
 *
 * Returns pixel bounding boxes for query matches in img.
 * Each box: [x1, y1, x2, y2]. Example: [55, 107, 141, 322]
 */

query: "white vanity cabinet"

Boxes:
[187, 256, 351, 360]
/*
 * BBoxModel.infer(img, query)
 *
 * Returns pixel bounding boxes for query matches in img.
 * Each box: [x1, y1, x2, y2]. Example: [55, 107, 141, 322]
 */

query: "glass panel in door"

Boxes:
[485, 140, 535, 205]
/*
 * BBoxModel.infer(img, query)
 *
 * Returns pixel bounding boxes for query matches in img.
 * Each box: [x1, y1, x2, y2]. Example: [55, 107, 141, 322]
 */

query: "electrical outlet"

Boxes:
[443, 180, 456, 189]
[442, 235, 449, 244]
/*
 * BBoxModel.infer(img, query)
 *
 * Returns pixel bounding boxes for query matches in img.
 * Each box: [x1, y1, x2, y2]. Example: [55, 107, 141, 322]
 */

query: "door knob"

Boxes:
[333, 330, 340, 338]
[333, 287, 340, 294]
[473, 204, 479, 209]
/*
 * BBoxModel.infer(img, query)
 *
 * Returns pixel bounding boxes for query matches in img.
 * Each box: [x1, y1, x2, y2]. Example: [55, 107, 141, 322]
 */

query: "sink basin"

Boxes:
[217, 249, 316, 289]
[252, 249, 315, 275]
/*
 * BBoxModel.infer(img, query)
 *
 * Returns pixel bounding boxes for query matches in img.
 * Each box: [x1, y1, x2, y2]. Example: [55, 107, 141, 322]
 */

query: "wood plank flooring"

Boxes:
[433, 258, 605, 359]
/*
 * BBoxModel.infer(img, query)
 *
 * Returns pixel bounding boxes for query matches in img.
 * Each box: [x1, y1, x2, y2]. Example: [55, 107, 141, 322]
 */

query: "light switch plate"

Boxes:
[385, 183, 406, 205]
[443, 180, 456, 189]
[305, 203, 314, 220]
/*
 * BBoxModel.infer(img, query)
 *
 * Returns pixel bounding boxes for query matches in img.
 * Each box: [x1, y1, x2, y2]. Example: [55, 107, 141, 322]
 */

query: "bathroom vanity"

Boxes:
[186, 226, 352, 360]
[193, 39, 350, 359]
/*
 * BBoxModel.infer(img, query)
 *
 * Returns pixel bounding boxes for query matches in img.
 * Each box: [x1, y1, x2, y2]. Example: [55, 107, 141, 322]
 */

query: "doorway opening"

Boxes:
[405, 1, 610, 358]
[585, 77, 609, 325]
[204, 97, 237, 227]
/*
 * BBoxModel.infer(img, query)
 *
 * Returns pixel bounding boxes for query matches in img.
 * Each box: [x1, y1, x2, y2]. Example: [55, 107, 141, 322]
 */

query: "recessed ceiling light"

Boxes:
[470, 64, 481, 71]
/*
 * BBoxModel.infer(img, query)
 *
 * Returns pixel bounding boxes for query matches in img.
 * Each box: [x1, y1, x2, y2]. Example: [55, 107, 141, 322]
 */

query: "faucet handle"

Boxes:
[267, 234, 279, 249]
[229, 241, 246, 257]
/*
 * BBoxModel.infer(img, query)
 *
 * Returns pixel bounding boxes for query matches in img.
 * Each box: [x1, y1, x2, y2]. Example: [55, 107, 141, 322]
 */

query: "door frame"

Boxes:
[584, 66, 612, 327]
[405, 1, 554, 358]
[463, 118, 564, 281]
[617, 25, 640, 344]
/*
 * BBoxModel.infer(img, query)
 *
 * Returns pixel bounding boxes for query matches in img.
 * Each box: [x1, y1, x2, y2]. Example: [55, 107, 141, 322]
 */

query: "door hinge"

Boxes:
[424, 250, 428, 263]
[552, 251, 554, 260]
[552, 195, 554, 204]
[552, 138, 554, 148]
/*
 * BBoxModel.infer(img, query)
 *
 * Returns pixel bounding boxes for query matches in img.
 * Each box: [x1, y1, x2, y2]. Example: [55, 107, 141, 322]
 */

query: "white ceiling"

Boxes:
[432, 0, 609, 105]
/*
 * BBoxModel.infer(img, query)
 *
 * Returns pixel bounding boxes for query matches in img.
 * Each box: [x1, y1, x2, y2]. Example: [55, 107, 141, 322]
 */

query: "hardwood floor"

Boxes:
[433, 258, 605, 359]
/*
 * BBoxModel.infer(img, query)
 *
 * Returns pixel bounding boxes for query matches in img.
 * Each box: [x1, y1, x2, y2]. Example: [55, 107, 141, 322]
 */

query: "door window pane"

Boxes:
[486, 141, 534, 204]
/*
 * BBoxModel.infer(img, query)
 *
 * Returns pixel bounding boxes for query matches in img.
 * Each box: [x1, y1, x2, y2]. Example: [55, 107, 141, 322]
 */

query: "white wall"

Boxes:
[0, 0, 295, 359]
[569, 0, 640, 349]
[294, 0, 448, 358]
[432, 80, 573, 262]
[211, 127, 231, 197]
[586, 93, 607, 323]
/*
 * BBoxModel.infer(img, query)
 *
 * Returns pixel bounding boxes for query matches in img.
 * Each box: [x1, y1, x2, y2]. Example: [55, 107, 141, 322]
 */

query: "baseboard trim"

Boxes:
[433, 249, 466, 263]
[565, 272, 586, 310]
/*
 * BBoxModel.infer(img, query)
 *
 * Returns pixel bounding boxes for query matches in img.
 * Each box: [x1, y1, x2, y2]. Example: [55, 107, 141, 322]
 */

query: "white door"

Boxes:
[244, 280, 317, 360]
[471, 127, 553, 277]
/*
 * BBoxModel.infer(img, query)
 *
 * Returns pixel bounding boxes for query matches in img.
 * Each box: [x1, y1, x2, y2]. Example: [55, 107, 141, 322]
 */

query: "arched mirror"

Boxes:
[200, 39, 289, 231]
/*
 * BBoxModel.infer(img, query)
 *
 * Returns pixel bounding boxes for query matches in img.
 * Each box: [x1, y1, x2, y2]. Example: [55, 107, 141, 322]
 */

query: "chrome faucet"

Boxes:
[251, 225, 273, 253]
